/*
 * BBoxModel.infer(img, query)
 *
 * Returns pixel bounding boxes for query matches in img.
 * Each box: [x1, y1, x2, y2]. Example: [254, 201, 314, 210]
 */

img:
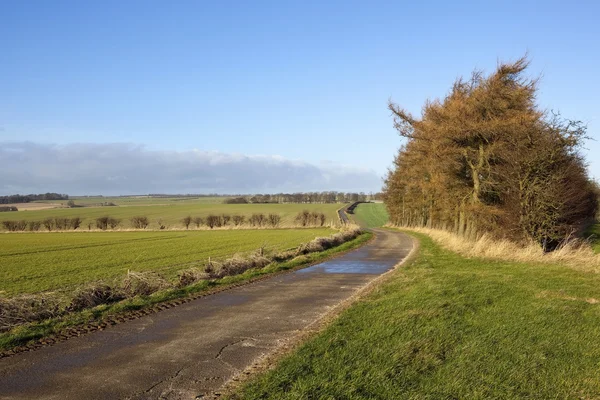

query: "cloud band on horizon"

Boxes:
[0, 142, 383, 196]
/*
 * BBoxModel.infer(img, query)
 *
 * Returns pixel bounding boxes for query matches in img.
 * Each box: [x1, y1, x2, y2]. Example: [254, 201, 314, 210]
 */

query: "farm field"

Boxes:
[68, 196, 227, 206]
[0, 228, 333, 296]
[352, 202, 389, 228]
[234, 231, 600, 399]
[0, 202, 344, 230]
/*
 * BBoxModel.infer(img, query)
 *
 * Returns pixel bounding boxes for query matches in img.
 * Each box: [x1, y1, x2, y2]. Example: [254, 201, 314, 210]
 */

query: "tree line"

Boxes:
[0, 193, 69, 204]
[2, 210, 328, 232]
[383, 57, 598, 250]
[224, 192, 383, 204]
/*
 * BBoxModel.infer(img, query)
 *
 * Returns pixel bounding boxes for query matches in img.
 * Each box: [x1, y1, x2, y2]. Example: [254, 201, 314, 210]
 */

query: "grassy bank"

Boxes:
[352, 203, 389, 228]
[0, 232, 372, 353]
[234, 231, 600, 399]
[0, 228, 334, 296]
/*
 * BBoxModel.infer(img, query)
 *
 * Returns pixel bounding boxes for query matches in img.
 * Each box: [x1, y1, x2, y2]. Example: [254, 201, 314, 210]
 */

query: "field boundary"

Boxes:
[0, 232, 374, 358]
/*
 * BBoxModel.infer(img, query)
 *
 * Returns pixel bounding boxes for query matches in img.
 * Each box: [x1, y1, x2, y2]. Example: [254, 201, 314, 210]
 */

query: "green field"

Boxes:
[235, 231, 600, 399]
[0, 228, 333, 296]
[0, 202, 343, 230]
[67, 196, 226, 206]
[352, 202, 389, 228]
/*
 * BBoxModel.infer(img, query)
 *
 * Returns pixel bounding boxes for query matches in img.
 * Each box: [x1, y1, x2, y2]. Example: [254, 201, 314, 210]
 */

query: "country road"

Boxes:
[0, 229, 413, 400]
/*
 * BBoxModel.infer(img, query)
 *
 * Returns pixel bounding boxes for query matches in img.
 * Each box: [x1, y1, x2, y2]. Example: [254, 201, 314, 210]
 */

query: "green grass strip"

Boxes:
[0, 232, 372, 353]
[233, 231, 600, 399]
[352, 203, 389, 228]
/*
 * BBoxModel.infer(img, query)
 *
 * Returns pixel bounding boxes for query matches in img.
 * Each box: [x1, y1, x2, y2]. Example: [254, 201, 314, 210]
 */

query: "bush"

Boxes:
[206, 215, 223, 229]
[70, 217, 82, 230]
[108, 218, 120, 229]
[268, 213, 281, 227]
[130, 216, 149, 229]
[96, 216, 109, 230]
[28, 220, 41, 231]
[249, 213, 266, 227]
[232, 215, 245, 226]
[1, 220, 27, 231]
[222, 214, 231, 226]
[223, 197, 248, 204]
[43, 217, 54, 231]
[0, 206, 18, 212]
[54, 217, 70, 230]
[192, 217, 204, 228]
[295, 210, 311, 226]
[182, 216, 192, 229]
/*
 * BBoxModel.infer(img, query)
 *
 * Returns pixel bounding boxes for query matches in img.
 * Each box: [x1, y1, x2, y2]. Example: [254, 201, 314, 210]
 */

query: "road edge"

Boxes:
[214, 230, 419, 399]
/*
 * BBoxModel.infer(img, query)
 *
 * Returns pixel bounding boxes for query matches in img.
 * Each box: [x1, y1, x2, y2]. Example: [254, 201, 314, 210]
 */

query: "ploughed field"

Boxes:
[0, 228, 333, 296]
[0, 201, 343, 230]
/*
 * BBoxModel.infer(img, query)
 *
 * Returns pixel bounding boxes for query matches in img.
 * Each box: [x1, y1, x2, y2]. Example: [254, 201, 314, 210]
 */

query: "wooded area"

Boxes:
[383, 57, 598, 250]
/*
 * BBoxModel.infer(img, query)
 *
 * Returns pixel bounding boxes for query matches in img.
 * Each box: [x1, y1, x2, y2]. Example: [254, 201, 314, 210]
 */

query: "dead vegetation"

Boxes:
[403, 226, 600, 272]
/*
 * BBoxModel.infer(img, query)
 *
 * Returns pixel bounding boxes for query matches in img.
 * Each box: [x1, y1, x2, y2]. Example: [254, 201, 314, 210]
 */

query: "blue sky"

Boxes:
[1, 1, 599, 194]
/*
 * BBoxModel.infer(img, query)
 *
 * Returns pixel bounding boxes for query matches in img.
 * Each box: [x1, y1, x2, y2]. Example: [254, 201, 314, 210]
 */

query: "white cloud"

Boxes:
[0, 142, 383, 195]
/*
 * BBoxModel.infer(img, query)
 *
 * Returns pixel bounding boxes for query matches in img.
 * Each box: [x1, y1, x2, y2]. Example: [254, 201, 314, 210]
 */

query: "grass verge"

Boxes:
[0, 232, 372, 355]
[232, 231, 600, 399]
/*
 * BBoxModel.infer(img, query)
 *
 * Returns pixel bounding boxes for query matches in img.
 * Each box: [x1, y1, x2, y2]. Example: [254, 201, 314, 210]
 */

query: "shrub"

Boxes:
[182, 216, 192, 229]
[28, 220, 41, 231]
[223, 197, 248, 204]
[222, 214, 231, 226]
[0, 206, 18, 212]
[96, 216, 109, 230]
[157, 219, 166, 230]
[1, 220, 27, 231]
[130, 216, 149, 229]
[295, 210, 311, 226]
[268, 213, 281, 227]
[53, 217, 70, 230]
[319, 213, 326, 226]
[108, 218, 121, 229]
[42, 218, 54, 231]
[70, 217, 82, 230]
[249, 213, 266, 227]
[206, 215, 222, 229]
[232, 215, 245, 226]
[192, 217, 204, 228]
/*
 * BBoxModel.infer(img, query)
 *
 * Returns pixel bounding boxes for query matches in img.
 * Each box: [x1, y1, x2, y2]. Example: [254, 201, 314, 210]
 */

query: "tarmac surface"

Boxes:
[0, 228, 413, 400]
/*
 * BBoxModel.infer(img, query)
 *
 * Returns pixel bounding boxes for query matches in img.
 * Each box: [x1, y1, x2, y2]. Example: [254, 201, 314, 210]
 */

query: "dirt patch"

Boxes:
[7, 203, 64, 211]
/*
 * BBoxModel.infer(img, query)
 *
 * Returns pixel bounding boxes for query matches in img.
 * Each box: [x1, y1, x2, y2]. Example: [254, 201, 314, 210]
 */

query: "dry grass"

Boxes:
[396, 226, 600, 272]
[0, 293, 63, 332]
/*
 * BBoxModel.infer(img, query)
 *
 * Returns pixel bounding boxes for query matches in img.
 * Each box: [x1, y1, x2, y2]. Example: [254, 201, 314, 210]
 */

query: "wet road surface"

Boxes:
[0, 229, 413, 400]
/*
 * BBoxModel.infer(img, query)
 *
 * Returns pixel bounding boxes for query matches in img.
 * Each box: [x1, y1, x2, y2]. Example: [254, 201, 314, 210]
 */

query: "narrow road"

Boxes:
[0, 229, 413, 400]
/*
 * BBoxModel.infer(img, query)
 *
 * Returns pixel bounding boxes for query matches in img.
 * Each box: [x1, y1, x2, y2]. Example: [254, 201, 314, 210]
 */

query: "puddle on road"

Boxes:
[296, 259, 397, 275]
